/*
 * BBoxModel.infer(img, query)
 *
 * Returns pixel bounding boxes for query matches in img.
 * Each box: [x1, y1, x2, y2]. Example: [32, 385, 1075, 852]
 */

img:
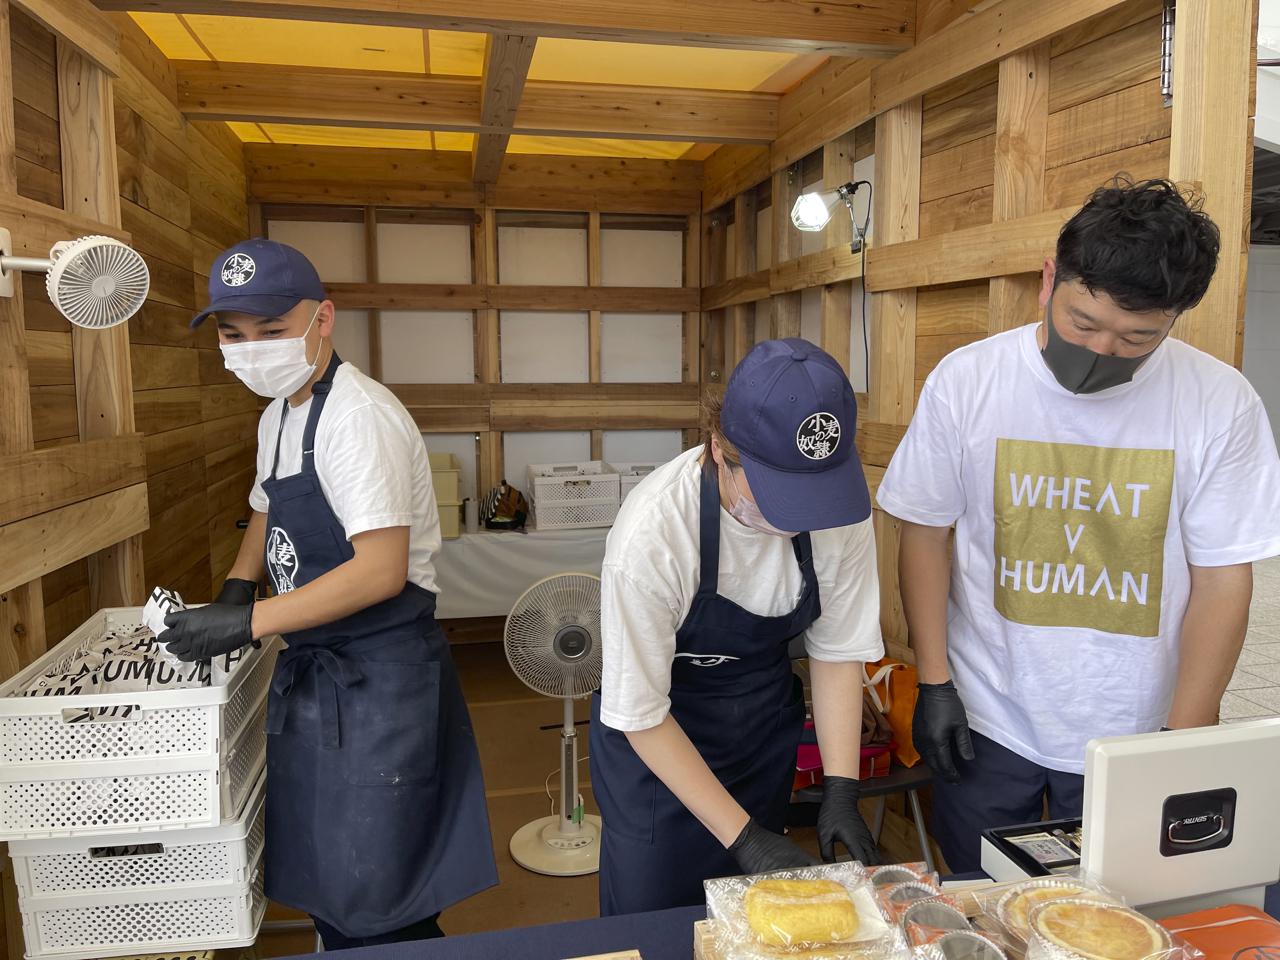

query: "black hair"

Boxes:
[1054, 177, 1220, 315]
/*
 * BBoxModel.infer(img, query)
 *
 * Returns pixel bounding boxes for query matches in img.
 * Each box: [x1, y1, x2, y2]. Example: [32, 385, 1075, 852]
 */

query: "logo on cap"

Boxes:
[796, 412, 840, 460]
[221, 253, 256, 287]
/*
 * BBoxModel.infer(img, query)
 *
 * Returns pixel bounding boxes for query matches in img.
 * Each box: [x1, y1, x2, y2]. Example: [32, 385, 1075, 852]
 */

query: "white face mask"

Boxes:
[220, 304, 323, 399]
[723, 464, 796, 538]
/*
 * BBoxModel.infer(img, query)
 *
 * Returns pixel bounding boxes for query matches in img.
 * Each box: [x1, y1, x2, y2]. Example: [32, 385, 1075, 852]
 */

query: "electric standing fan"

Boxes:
[504, 573, 603, 876]
[0, 230, 150, 328]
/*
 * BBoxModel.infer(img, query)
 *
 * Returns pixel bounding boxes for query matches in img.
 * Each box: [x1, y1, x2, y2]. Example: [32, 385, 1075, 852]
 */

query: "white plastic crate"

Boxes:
[527, 461, 621, 530]
[614, 462, 664, 502]
[0, 608, 277, 841]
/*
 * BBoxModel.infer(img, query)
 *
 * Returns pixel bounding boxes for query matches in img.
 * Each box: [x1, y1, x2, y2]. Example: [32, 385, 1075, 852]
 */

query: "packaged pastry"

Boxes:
[704, 863, 906, 960]
[1026, 899, 1172, 960]
[994, 878, 1117, 943]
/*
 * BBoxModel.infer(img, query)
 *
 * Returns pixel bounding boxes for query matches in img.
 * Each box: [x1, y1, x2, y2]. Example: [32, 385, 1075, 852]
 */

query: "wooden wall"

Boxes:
[115, 17, 251, 606]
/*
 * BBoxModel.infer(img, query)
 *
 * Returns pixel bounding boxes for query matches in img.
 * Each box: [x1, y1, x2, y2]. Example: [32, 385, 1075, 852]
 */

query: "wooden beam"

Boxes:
[683, 212, 700, 385]
[702, 245, 865, 310]
[587, 210, 602, 383]
[822, 132, 857, 376]
[472, 33, 535, 184]
[728, 191, 757, 369]
[94, 0, 916, 57]
[867, 206, 1072, 292]
[175, 60, 777, 146]
[490, 399, 698, 431]
[701, 269, 771, 312]
[473, 208, 499, 384]
[327, 282, 488, 311]
[15, 0, 118, 76]
[703, 145, 771, 213]
[0, 483, 149, 595]
[988, 42, 1048, 335]
[0, 434, 145, 526]
[770, 168, 802, 338]
[1168, 0, 1254, 364]
[0, 191, 129, 255]
[868, 98, 921, 426]
[363, 205, 382, 379]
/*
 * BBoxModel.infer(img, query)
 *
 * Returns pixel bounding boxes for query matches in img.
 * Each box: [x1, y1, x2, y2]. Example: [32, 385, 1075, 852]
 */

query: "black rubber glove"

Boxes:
[912, 680, 975, 784]
[214, 578, 257, 606]
[817, 775, 882, 866]
[163, 603, 255, 663]
[728, 818, 820, 875]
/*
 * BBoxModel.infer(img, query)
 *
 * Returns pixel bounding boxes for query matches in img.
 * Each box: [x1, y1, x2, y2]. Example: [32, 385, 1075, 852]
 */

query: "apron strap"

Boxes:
[791, 529, 817, 591]
[696, 459, 722, 596]
[267, 645, 363, 749]
[266, 350, 343, 481]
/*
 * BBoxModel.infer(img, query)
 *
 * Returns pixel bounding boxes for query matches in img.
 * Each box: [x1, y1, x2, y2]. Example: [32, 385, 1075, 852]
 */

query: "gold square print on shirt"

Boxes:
[993, 438, 1174, 637]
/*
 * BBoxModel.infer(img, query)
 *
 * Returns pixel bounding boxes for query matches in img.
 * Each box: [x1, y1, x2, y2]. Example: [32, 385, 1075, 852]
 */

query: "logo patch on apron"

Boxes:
[267, 526, 298, 594]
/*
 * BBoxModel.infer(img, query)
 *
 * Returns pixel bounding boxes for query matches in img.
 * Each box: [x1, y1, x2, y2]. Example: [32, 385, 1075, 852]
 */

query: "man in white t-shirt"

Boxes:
[876, 179, 1280, 872]
[590, 339, 885, 915]
[160, 240, 496, 947]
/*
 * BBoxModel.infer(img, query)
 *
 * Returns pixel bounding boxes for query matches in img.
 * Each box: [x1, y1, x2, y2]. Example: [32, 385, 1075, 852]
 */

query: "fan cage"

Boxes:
[505, 574, 602, 700]
[47, 237, 149, 329]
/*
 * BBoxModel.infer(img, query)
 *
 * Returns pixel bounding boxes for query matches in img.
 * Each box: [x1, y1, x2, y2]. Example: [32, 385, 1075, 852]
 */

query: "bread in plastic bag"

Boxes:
[704, 862, 908, 959]
[1025, 898, 1197, 960]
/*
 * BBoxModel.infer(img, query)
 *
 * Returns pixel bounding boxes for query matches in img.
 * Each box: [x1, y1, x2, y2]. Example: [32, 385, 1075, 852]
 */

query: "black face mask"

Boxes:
[1040, 302, 1165, 395]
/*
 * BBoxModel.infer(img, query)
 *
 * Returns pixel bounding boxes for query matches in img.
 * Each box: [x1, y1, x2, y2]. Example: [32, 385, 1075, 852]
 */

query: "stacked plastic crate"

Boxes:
[0, 607, 278, 960]
[429, 451, 464, 539]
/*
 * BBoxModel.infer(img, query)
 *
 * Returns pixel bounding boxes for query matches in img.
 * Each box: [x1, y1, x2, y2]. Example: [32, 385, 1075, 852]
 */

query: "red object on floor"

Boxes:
[793, 722, 893, 790]
[1160, 905, 1280, 959]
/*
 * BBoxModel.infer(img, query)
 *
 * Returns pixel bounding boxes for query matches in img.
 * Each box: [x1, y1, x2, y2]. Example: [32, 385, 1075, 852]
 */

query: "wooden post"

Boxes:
[57, 38, 144, 609]
[822, 132, 857, 375]
[588, 211, 603, 460]
[473, 207, 502, 492]
[684, 211, 701, 449]
[701, 210, 727, 386]
[729, 191, 757, 368]
[1168, 0, 1255, 363]
[364, 205, 383, 380]
[770, 167, 802, 338]
[989, 43, 1049, 335]
[868, 98, 922, 427]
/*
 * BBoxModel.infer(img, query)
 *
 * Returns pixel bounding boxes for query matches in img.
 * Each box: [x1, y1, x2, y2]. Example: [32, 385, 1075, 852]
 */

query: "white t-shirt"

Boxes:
[249, 362, 441, 594]
[876, 324, 1280, 773]
[599, 446, 885, 732]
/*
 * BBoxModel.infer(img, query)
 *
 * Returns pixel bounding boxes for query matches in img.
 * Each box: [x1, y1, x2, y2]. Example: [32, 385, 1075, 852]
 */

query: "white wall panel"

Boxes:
[500, 311, 589, 382]
[504, 431, 592, 492]
[266, 220, 366, 283]
[603, 430, 684, 466]
[331, 309, 371, 373]
[601, 313, 682, 383]
[381, 311, 475, 383]
[423, 432, 478, 503]
[376, 223, 471, 283]
[498, 227, 587, 285]
[1244, 244, 1280, 448]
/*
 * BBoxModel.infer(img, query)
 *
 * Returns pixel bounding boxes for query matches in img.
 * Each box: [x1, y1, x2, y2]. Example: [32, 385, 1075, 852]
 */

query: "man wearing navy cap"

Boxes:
[589, 339, 885, 915]
[161, 239, 496, 947]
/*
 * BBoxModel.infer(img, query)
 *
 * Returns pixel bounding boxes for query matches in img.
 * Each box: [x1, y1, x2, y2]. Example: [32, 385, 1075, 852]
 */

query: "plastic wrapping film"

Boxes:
[705, 862, 910, 960]
[869, 864, 937, 890]
[916, 931, 1011, 960]
[969, 876, 1122, 952]
[1024, 898, 1201, 960]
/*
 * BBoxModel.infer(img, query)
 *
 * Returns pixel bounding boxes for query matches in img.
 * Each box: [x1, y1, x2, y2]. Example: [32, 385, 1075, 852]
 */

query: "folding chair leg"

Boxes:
[872, 795, 886, 842]
[907, 788, 935, 873]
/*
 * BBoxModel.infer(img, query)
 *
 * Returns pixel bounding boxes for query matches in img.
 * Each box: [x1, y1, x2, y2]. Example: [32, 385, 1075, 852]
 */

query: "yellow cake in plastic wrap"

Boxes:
[744, 878, 860, 948]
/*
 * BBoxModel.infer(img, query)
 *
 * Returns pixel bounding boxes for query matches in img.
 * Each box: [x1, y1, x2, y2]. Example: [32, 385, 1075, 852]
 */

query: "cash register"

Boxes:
[980, 717, 1280, 918]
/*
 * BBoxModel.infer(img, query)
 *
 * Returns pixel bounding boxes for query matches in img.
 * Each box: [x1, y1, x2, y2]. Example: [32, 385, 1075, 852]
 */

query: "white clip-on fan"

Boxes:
[0, 227, 150, 328]
[504, 573, 604, 876]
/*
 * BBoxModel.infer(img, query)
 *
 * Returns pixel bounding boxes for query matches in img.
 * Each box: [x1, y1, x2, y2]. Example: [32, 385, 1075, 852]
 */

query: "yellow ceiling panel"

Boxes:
[129, 13, 210, 61]
[528, 39, 795, 91]
[227, 121, 270, 143]
[428, 31, 486, 77]
[506, 136, 694, 160]
[253, 124, 474, 151]
[434, 131, 476, 151]
[175, 16, 427, 72]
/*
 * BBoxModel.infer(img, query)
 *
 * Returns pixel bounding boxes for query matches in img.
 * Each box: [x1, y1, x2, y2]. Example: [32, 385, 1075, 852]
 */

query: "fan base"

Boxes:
[510, 814, 602, 877]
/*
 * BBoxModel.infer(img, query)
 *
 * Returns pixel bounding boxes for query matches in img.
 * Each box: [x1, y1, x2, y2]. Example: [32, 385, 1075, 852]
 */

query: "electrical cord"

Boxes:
[843, 180, 873, 395]
[544, 754, 591, 819]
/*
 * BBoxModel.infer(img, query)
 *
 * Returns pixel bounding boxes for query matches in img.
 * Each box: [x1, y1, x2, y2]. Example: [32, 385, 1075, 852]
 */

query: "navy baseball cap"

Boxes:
[721, 338, 870, 532]
[190, 238, 325, 328]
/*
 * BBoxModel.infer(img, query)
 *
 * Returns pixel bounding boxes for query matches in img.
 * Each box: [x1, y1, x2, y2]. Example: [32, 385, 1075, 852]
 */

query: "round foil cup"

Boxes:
[870, 865, 922, 888]
[930, 931, 1009, 960]
[1026, 898, 1171, 960]
[995, 878, 1101, 941]
[902, 898, 972, 934]
[886, 880, 942, 904]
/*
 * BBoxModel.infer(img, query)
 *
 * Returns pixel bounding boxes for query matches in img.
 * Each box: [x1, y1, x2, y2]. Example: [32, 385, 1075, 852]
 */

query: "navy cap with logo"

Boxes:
[721, 338, 870, 532]
[190, 238, 326, 328]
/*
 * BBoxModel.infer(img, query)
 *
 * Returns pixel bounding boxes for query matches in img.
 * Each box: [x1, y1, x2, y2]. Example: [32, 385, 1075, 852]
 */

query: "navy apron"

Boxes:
[261, 354, 496, 938]
[589, 460, 821, 916]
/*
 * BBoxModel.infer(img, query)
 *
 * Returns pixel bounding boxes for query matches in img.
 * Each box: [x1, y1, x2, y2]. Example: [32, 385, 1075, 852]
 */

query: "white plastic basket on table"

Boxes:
[526, 461, 621, 530]
[9, 772, 267, 960]
[614, 462, 664, 502]
[0, 608, 277, 841]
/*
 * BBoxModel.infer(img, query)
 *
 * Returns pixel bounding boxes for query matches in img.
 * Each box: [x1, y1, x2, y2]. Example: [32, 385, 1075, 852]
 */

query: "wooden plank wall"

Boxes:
[114, 15, 252, 604]
[10, 8, 59, 207]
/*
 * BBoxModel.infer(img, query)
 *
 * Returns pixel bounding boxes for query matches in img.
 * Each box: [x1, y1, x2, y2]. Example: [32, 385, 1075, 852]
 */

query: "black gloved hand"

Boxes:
[912, 680, 975, 784]
[163, 603, 255, 663]
[817, 775, 882, 866]
[728, 818, 820, 875]
[215, 578, 257, 606]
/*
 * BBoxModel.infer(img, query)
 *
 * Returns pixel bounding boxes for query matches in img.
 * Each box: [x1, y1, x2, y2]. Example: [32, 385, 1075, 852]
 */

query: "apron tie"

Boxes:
[268, 647, 364, 749]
